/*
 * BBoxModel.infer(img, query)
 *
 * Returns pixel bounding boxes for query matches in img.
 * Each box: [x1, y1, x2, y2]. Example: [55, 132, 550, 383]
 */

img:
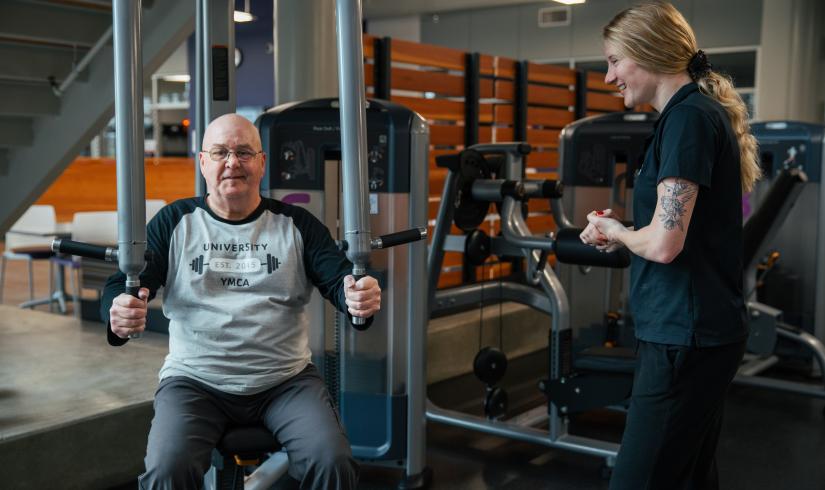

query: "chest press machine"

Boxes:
[52, 0, 430, 489]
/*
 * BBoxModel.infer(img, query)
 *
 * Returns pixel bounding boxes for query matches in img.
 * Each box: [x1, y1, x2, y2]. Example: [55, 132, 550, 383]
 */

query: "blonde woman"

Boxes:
[580, 3, 761, 489]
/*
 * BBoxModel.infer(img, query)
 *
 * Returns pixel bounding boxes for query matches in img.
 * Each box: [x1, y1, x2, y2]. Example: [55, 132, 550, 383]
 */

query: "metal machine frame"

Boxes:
[426, 143, 628, 469]
[256, 97, 430, 487]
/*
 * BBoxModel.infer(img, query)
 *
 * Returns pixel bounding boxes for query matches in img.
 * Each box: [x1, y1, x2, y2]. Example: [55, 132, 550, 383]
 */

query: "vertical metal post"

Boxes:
[427, 171, 459, 316]
[574, 69, 587, 120]
[515, 61, 528, 141]
[464, 53, 480, 147]
[197, 0, 235, 197]
[194, 0, 206, 196]
[334, 0, 372, 326]
[374, 36, 391, 100]
[407, 117, 430, 483]
[112, 0, 147, 334]
[462, 52, 480, 284]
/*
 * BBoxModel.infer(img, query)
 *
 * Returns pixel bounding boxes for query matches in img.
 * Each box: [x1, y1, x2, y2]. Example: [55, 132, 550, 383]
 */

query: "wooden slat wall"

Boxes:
[364, 36, 475, 288]
[584, 70, 655, 115]
[585, 70, 625, 115]
[520, 62, 574, 235]
[488, 57, 519, 270]
[486, 59, 573, 276]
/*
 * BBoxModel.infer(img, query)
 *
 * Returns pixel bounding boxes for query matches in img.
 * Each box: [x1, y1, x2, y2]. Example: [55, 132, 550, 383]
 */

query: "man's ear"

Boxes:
[198, 151, 207, 173]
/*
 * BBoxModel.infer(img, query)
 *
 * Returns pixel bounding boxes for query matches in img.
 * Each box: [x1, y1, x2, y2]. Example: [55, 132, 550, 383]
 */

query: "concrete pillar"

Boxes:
[274, 0, 339, 105]
[756, 0, 825, 123]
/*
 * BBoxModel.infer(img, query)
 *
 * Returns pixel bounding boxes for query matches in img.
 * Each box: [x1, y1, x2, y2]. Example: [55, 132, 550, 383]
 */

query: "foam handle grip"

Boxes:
[349, 274, 370, 331]
[126, 285, 143, 339]
[554, 228, 631, 268]
[376, 228, 426, 249]
[126, 285, 141, 298]
[54, 239, 110, 260]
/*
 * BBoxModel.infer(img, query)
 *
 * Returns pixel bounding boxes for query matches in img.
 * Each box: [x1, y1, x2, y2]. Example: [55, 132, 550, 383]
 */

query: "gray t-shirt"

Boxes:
[102, 196, 352, 394]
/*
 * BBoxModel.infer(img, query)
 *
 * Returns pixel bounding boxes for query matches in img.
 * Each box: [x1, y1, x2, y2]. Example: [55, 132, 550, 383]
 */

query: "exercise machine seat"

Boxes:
[573, 345, 637, 374]
[216, 425, 281, 462]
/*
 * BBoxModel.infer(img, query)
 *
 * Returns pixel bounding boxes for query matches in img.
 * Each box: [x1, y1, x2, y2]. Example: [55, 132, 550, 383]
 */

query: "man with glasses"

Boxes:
[102, 113, 380, 490]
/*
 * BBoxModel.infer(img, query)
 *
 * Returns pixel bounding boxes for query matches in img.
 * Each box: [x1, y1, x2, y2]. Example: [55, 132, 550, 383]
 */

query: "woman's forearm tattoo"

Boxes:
[658, 179, 697, 231]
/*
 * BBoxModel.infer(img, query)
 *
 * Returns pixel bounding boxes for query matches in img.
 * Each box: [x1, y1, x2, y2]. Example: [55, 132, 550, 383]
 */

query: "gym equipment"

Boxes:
[53, 0, 148, 340]
[732, 120, 825, 403]
[335, 0, 373, 329]
[194, 0, 237, 195]
[557, 112, 657, 351]
[557, 114, 825, 403]
[750, 121, 825, 351]
[427, 143, 632, 470]
[474, 346, 509, 419]
[57, 1, 427, 488]
[205, 426, 288, 490]
[256, 96, 430, 487]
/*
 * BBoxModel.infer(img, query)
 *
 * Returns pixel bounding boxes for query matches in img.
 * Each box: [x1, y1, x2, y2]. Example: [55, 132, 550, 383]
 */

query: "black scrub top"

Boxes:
[630, 82, 748, 347]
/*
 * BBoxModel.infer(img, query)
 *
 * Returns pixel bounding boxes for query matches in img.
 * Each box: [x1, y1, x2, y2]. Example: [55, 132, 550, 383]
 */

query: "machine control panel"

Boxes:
[257, 99, 416, 193]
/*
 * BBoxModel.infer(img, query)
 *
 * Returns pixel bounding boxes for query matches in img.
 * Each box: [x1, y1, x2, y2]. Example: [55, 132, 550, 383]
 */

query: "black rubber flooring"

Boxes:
[362, 351, 825, 490]
[109, 351, 825, 490]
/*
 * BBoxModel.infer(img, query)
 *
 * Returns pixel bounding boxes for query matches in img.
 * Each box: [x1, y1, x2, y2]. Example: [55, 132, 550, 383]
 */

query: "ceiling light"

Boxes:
[233, 0, 256, 22]
[553, 0, 585, 5]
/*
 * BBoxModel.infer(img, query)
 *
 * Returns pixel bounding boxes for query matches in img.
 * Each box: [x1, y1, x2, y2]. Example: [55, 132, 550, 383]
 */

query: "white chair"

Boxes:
[146, 199, 166, 222]
[71, 211, 119, 245]
[62, 203, 163, 316]
[71, 200, 164, 246]
[0, 205, 58, 307]
[55, 211, 120, 316]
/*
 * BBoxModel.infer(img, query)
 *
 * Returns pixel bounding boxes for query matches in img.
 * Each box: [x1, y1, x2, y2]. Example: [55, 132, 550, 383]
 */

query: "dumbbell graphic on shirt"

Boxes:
[189, 254, 281, 286]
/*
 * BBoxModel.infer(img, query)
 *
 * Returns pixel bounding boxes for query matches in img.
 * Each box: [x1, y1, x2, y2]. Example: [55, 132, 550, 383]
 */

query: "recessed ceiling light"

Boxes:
[233, 10, 255, 22]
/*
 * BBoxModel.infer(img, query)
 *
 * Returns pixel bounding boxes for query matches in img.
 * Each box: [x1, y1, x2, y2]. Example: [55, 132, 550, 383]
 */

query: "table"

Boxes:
[8, 223, 74, 314]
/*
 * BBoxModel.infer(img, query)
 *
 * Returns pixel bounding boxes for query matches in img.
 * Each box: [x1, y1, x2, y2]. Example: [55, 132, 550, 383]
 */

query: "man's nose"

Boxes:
[224, 152, 241, 166]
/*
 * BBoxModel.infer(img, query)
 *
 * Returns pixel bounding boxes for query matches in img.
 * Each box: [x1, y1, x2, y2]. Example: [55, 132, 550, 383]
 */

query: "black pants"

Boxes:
[609, 339, 746, 490]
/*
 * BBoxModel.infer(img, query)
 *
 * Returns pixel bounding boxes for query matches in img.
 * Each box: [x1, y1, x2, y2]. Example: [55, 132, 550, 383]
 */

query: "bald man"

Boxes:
[102, 114, 381, 490]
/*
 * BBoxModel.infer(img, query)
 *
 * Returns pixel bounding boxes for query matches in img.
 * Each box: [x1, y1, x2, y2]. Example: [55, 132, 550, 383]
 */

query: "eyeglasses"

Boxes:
[201, 148, 263, 163]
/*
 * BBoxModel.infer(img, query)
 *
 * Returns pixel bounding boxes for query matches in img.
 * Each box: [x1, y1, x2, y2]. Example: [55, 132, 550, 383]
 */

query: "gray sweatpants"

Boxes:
[138, 364, 358, 490]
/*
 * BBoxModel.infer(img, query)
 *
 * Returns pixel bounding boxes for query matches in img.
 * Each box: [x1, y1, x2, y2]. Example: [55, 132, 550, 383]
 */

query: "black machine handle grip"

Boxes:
[52, 239, 154, 262]
[553, 228, 631, 268]
[126, 285, 141, 298]
[350, 227, 427, 330]
[52, 239, 115, 261]
[349, 272, 370, 331]
[125, 283, 144, 339]
[371, 227, 428, 249]
[515, 179, 563, 199]
[539, 180, 564, 199]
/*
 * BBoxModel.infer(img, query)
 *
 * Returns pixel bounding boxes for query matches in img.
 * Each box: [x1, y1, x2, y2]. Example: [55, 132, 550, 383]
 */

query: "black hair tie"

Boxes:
[687, 50, 712, 80]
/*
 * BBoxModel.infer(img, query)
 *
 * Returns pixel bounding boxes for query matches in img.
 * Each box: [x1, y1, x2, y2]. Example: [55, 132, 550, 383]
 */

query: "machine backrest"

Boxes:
[743, 168, 807, 269]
